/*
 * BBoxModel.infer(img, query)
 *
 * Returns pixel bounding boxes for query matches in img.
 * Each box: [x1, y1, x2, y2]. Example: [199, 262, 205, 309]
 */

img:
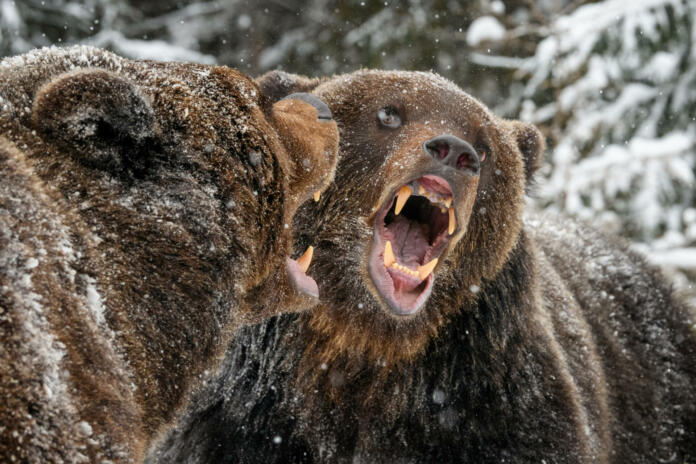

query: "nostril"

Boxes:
[424, 135, 479, 174]
[425, 141, 449, 160]
[457, 152, 477, 171]
[435, 144, 449, 159]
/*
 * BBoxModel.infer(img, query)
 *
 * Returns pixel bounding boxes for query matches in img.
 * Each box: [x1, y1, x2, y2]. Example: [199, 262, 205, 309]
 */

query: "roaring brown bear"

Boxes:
[0, 47, 338, 463]
[150, 69, 696, 464]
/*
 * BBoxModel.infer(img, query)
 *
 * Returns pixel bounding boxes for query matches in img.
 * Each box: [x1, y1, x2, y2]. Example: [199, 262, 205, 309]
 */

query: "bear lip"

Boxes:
[286, 257, 319, 299]
[367, 175, 455, 316]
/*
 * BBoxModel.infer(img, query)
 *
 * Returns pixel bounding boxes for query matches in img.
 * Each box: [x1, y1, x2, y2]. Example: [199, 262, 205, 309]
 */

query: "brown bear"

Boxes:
[0, 47, 338, 463]
[150, 69, 696, 464]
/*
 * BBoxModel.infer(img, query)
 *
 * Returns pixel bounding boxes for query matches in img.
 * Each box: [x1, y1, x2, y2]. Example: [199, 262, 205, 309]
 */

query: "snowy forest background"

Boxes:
[2, 0, 694, 304]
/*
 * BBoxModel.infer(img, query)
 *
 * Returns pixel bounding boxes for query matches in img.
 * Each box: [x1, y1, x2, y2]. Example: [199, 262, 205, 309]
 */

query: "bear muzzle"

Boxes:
[367, 170, 478, 316]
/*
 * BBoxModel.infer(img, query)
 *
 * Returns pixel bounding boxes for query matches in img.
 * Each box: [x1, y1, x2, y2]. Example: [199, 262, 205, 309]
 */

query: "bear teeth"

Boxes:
[296, 246, 314, 273]
[383, 240, 437, 281]
[393, 180, 456, 235]
[388, 261, 420, 279]
[396, 182, 453, 217]
[384, 240, 396, 267]
[394, 186, 412, 215]
[417, 258, 438, 281]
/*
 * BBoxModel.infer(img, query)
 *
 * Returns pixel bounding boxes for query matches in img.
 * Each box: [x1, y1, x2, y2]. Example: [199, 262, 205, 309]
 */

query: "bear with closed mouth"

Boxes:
[0, 47, 338, 463]
[152, 69, 696, 464]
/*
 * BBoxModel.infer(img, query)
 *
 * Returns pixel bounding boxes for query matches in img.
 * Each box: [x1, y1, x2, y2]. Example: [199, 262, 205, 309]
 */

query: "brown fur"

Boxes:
[0, 46, 337, 463]
[151, 70, 695, 463]
[294, 71, 534, 368]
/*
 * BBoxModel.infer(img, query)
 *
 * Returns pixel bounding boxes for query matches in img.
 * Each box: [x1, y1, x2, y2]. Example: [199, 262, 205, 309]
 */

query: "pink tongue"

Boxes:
[387, 216, 428, 268]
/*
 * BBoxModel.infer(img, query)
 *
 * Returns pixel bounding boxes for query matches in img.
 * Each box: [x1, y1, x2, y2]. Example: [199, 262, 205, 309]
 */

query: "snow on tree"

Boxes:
[472, 0, 696, 302]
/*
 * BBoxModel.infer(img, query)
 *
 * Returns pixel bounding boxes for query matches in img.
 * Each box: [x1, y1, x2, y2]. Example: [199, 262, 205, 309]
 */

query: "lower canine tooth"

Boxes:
[384, 240, 396, 267]
[297, 246, 314, 273]
[418, 258, 438, 281]
[313, 191, 321, 202]
[448, 208, 456, 235]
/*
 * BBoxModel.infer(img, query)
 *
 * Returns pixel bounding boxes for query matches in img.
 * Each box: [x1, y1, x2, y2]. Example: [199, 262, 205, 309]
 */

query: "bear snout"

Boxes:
[423, 134, 480, 175]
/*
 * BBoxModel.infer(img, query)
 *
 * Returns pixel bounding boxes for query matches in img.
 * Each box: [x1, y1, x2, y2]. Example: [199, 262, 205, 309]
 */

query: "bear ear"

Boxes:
[510, 121, 545, 183]
[270, 94, 339, 216]
[255, 70, 321, 103]
[32, 68, 156, 175]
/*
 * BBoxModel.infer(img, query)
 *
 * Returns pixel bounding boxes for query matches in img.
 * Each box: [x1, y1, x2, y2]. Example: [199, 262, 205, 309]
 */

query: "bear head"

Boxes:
[1, 50, 339, 322]
[258, 69, 543, 365]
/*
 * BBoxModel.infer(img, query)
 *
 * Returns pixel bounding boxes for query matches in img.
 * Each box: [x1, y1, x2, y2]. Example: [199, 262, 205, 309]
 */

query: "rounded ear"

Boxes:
[32, 69, 156, 175]
[270, 95, 339, 216]
[255, 70, 321, 103]
[510, 121, 545, 183]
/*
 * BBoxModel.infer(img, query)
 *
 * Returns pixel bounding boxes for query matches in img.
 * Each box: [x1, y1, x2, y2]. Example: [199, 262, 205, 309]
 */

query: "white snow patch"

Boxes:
[11, 262, 73, 413]
[645, 248, 696, 270]
[89, 30, 216, 64]
[0, 0, 21, 29]
[640, 51, 680, 83]
[83, 275, 107, 327]
[466, 16, 506, 47]
[76, 421, 93, 437]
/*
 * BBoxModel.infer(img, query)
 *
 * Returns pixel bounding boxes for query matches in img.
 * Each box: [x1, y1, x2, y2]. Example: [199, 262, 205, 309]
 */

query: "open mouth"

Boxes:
[368, 175, 456, 315]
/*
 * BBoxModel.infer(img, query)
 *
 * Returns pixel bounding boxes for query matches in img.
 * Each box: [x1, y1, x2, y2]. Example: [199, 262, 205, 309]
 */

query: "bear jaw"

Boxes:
[367, 174, 461, 316]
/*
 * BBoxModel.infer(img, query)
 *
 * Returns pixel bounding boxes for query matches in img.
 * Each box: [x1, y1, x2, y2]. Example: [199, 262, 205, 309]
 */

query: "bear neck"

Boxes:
[293, 230, 539, 413]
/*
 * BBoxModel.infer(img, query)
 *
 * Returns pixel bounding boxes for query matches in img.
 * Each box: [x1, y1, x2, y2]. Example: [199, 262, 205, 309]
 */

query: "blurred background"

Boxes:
[2, 0, 694, 303]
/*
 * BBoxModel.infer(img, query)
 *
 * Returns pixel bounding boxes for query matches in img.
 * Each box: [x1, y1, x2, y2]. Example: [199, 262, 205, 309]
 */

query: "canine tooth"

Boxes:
[418, 258, 438, 281]
[443, 197, 452, 208]
[384, 241, 396, 267]
[418, 185, 425, 195]
[313, 191, 321, 202]
[448, 208, 456, 235]
[395, 186, 412, 215]
[297, 246, 314, 273]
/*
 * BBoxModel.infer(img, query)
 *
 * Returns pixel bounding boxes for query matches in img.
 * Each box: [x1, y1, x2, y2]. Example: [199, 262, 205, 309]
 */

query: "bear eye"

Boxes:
[377, 107, 402, 129]
[476, 144, 490, 163]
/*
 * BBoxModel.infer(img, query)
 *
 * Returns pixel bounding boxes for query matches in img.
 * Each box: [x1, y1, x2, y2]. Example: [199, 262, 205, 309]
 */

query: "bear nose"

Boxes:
[423, 135, 480, 174]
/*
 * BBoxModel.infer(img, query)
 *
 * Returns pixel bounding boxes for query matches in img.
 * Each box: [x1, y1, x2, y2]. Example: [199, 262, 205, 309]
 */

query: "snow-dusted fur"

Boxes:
[151, 70, 696, 463]
[0, 47, 338, 463]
